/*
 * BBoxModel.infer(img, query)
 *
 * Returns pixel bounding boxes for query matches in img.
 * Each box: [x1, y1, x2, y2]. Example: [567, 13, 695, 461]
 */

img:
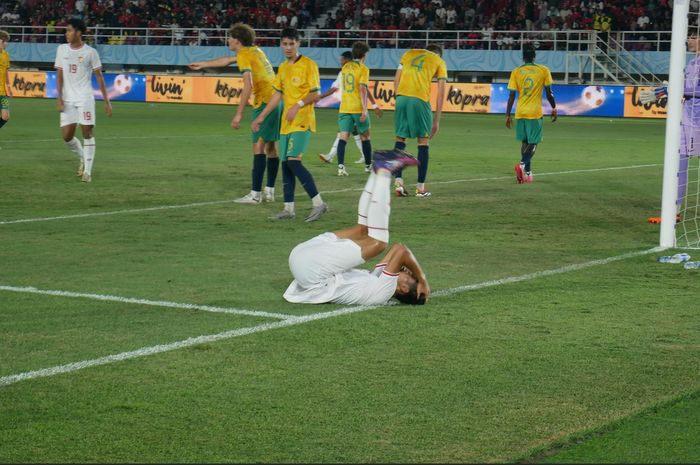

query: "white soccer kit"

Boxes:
[54, 43, 102, 126]
[331, 71, 343, 102]
[283, 232, 399, 305]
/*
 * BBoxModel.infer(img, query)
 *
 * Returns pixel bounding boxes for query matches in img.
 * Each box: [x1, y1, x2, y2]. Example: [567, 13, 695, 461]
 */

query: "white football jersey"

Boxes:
[284, 263, 398, 306]
[331, 71, 343, 102]
[54, 43, 102, 102]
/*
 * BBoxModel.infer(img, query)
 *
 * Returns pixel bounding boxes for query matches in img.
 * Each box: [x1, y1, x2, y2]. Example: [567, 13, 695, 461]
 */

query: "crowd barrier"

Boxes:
[8, 71, 668, 119]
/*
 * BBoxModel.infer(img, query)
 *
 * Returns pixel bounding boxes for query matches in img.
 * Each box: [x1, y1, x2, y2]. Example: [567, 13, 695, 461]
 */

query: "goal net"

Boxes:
[660, 0, 700, 249]
[677, 1, 700, 248]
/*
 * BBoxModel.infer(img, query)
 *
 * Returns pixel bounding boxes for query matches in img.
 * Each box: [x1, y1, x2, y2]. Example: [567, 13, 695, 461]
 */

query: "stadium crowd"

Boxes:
[0, 0, 677, 49]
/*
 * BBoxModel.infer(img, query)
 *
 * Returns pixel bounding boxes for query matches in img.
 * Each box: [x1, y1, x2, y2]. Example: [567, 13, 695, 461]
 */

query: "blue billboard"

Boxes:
[45, 72, 147, 102]
[490, 84, 625, 117]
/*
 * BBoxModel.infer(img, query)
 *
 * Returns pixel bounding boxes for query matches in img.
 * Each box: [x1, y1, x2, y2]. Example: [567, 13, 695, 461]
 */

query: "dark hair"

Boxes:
[523, 44, 536, 62]
[352, 41, 369, 59]
[394, 276, 426, 305]
[67, 18, 87, 34]
[689, 27, 698, 38]
[229, 23, 255, 46]
[426, 44, 443, 56]
[280, 28, 300, 41]
[341, 51, 353, 60]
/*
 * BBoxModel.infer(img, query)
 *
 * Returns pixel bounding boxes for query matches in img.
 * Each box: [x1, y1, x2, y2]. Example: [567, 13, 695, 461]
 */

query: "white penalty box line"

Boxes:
[0, 285, 293, 320]
[0, 246, 663, 387]
[0, 163, 661, 226]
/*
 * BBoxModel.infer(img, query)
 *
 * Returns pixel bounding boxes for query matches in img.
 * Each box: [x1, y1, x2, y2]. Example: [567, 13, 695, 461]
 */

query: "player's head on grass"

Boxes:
[228, 23, 255, 51]
[340, 50, 352, 66]
[280, 28, 300, 60]
[394, 271, 425, 306]
[65, 18, 86, 45]
[426, 44, 443, 57]
[0, 30, 9, 50]
[523, 43, 537, 63]
[352, 41, 370, 61]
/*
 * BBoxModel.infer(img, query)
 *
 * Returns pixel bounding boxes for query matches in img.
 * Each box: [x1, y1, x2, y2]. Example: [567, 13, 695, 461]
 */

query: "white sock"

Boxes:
[284, 201, 295, 213]
[357, 172, 376, 225]
[265, 186, 275, 196]
[395, 177, 404, 186]
[417, 182, 425, 191]
[353, 134, 363, 153]
[65, 137, 83, 159]
[83, 137, 95, 175]
[251, 190, 261, 198]
[328, 135, 340, 157]
[311, 194, 324, 207]
[367, 171, 391, 242]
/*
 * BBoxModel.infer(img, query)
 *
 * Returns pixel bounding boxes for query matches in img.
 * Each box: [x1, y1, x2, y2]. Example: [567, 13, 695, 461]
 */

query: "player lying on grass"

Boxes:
[283, 149, 430, 306]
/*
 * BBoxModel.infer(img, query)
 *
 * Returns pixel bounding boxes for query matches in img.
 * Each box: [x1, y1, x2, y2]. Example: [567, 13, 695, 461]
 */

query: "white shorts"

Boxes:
[60, 99, 96, 127]
[288, 232, 365, 288]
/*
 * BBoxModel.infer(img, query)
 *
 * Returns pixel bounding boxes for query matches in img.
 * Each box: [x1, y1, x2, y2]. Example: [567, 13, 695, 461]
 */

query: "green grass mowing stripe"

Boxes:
[0, 163, 662, 225]
[0, 246, 661, 388]
[517, 387, 700, 463]
[0, 284, 293, 319]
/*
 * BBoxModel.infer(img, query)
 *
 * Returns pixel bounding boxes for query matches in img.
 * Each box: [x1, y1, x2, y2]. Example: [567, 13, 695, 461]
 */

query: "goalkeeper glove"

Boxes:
[639, 82, 668, 104]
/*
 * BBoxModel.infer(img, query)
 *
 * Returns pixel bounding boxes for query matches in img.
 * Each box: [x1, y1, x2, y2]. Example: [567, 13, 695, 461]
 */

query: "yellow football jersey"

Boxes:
[396, 49, 447, 102]
[236, 46, 275, 108]
[272, 55, 320, 134]
[339, 60, 369, 114]
[507, 63, 553, 119]
[0, 50, 9, 97]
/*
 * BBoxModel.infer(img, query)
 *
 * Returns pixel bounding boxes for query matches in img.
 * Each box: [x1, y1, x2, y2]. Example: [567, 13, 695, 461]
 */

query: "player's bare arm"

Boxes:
[545, 86, 557, 122]
[319, 84, 339, 100]
[188, 56, 237, 70]
[383, 243, 430, 301]
[367, 90, 383, 117]
[56, 67, 64, 112]
[5, 70, 11, 97]
[393, 68, 402, 96]
[251, 90, 282, 132]
[94, 68, 112, 117]
[360, 84, 369, 123]
[505, 91, 516, 128]
[285, 90, 320, 123]
[432, 79, 445, 138]
[232, 71, 253, 129]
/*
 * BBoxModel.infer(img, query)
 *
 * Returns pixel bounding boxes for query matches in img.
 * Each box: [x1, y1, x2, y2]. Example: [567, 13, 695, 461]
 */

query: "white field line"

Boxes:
[0, 163, 662, 226]
[0, 200, 234, 225]
[0, 246, 664, 387]
[0, 285, 293, 320]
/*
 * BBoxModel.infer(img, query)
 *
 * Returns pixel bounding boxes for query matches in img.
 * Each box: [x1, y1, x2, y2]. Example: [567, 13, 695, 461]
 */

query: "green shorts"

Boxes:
[338, 112, 370, 135]
[394, 95, 432, 139]
[0, 96, 9, 111]
[515, 118, 544, 144]
[251, 101, 282, 143]
[279, 130, 312, 161]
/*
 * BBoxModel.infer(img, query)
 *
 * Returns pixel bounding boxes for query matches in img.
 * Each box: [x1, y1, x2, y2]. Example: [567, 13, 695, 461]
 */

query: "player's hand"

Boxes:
[550, 108, 557, 122]
[104, 101, 112, 117]
[417, 279, 430, 304]
[373, 107, 383, 118]
[430, 120, 439, 138]
[360, 112, 367, 123]
[231, 113, 242, 129]
[188, 62, 204, 70]
[251, 118, 262, 133]
[639, 89, 657, 104]
[505, 115, 512, 129]
[56, 98, 64, 112]
[286, 103, 300, 122]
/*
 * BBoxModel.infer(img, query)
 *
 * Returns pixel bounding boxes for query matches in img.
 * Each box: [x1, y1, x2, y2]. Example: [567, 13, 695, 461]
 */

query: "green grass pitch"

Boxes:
[1, 99, 699, 463]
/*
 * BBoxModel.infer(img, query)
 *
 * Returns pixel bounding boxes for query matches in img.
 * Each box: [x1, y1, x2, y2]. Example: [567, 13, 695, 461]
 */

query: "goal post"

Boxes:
[659, 0, 689, 248]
